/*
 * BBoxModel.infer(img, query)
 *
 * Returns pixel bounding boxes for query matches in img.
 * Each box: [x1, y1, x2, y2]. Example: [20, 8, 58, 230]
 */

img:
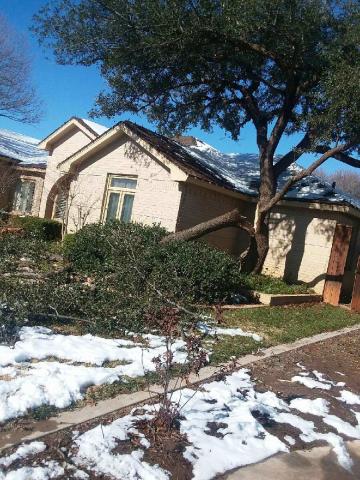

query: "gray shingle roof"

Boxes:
[0, 129, 48, 168]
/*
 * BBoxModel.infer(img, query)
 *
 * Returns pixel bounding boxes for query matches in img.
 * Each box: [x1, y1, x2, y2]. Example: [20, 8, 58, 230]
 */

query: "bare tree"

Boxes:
[0, 15, 41, 124]
[316, 168, 360, 200]
[0, 162, 17, 212]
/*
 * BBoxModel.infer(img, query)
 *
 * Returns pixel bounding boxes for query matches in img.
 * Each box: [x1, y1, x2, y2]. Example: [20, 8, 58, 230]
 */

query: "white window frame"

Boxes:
[102, 174, 137, 223]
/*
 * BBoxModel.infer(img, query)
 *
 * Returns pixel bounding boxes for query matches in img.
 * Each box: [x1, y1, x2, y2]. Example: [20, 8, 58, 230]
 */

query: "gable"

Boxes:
[49, 126, 94, 163]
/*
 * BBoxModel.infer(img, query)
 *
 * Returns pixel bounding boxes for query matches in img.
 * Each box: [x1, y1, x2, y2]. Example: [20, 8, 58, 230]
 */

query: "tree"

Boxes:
[0, 162, 17, 211]
[33, 0, 360, 272]
[0, 15, 41, 123]
[317, 168, 360, 200]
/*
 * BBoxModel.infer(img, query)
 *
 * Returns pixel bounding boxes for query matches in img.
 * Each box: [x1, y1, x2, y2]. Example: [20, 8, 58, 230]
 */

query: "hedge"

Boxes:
[63, 221, 243, 304]
[10, 216, 62, 241]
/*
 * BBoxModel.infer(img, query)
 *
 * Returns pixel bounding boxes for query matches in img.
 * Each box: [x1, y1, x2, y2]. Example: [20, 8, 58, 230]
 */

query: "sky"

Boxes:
[0, 0, 351, 173]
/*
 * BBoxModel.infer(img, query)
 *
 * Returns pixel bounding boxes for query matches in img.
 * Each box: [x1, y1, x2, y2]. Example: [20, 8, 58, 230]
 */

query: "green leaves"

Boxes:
[32, 0, 360, 150]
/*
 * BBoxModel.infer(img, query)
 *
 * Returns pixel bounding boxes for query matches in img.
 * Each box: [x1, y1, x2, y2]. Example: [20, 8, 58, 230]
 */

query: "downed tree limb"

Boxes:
[160, 208, 255, 245]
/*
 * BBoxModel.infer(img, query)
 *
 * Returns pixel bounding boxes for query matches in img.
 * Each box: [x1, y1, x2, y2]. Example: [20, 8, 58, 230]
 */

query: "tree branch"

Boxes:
[264, 143, 353, 212]
[314, 145, 360, 169]
[160, 208, 255, 245]
[267, 79, 299, 158]
[273, 133, 311, 177]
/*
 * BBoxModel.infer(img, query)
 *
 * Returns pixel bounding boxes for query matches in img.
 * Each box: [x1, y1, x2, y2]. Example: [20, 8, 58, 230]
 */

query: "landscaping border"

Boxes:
[1, 322, 360, 452]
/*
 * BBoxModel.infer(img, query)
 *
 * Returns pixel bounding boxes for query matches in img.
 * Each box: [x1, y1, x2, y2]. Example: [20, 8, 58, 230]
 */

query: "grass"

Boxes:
[210, 304, 360, 364]
[3, 303, 360, 429]
[239, 273, 314, 294]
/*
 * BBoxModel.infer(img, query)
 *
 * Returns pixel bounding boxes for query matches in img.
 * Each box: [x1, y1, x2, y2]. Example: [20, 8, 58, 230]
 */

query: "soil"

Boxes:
[1, 330, 360, 479]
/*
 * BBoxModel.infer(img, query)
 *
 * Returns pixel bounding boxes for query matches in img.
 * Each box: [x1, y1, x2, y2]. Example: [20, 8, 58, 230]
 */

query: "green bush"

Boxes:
[63, 221, 243, 305]
[11, 216, 62, 241]
[0, 235, 49, 274]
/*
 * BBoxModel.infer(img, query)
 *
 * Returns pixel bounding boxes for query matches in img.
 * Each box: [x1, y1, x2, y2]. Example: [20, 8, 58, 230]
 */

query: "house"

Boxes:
[1, 117, 360, 301]
[0, 129, 48, 215]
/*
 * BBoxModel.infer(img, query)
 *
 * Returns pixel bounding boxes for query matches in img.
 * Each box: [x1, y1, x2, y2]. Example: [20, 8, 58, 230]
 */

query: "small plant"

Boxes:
[146, 307, 208, 433]
[0, 302, 22, 347]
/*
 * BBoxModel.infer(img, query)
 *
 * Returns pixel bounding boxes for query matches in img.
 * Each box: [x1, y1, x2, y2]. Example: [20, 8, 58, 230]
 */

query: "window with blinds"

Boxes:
[12, 180, 35, 214]
[103, 175, 137, 223]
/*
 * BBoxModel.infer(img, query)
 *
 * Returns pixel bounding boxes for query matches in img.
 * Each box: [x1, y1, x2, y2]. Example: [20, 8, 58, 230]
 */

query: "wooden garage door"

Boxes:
[323, 224, 352, 306]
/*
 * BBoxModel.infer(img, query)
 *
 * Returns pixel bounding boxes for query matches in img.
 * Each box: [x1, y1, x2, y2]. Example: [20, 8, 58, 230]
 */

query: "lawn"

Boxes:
[209, 304, 360, 363]
[1, 304, 359, 429]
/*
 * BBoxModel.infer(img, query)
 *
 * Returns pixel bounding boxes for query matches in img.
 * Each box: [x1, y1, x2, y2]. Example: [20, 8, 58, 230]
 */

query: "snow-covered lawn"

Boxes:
[1, 366, 360, 480]
[0, 324, 261, 424]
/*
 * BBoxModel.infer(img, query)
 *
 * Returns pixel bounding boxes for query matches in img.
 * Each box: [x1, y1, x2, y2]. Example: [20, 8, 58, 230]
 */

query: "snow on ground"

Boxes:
[292, 369, 346, 390]
[72, 413, 169, 480]
[337, 390, 360, 405]
[2, 366, 360, 480]
[0, 324, 261, 424]
[197, 322, 262, 341]
[0, 441, 65, 480]
[0, 340, 360, 480]
[0, 326, 187, 423]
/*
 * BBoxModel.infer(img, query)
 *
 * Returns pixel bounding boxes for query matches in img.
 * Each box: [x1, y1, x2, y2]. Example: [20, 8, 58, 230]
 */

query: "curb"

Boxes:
[1, 322, 360, 452]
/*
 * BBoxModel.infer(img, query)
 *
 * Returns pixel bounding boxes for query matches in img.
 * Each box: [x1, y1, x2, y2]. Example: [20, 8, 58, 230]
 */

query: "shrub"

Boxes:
[0, 234, 49, 274]
[63, 221, 243, 304]
[10, 216, 62, 241]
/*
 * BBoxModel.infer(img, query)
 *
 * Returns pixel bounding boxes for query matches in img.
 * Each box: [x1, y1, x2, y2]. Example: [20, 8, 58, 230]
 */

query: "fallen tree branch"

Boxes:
[160, 208, 255, 245]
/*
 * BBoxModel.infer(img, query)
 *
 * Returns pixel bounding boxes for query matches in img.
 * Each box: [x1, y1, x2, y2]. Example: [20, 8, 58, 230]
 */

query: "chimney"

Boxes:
[173, 135, 197, 147]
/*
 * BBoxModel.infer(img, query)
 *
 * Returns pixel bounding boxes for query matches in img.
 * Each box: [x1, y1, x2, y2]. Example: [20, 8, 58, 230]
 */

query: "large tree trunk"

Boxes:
[160, 154, 275, 274]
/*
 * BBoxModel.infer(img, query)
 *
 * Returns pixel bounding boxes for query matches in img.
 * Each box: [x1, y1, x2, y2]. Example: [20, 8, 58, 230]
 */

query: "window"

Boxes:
[13, 180, 35, 214]
[53, 191, 68, 220]
[103, 175, 137, 223]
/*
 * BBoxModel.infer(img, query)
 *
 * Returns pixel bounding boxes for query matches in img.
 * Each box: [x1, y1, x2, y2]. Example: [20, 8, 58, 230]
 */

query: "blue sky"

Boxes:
[0, 0, 350, 173]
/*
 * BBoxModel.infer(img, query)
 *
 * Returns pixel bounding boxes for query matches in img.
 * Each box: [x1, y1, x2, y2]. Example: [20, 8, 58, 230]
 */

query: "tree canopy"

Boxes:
[33, 0, 360, 271]
[33, 0, 360, 146]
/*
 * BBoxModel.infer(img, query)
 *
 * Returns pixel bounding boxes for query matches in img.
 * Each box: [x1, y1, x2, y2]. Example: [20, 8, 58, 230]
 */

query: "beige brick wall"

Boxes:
[262, 205, 360, 295]
[176, 182, 253, 255]
[39, 127, 93, 217]
[66, 137, 183, 232]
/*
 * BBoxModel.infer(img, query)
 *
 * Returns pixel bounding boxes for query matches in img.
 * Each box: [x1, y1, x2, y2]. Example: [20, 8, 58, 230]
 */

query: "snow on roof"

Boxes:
[0, 129, 48, 167]
[184, 139, 360, 211]
[80, 118, 108, 136]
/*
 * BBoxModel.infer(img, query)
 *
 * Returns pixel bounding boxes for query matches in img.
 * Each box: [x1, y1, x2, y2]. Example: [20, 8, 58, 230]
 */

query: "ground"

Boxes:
[1, 318, 360, 479]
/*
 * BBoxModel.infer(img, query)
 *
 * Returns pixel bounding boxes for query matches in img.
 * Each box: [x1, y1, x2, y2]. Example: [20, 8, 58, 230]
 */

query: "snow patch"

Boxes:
[197, 322, 262, 341]
[337, 390, 360, 405]
[73, 413, 169, 479]
[0, 327, 187, 423]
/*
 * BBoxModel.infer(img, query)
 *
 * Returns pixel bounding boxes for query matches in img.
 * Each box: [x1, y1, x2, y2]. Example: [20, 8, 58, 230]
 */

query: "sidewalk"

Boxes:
[223, 441, 360, 480]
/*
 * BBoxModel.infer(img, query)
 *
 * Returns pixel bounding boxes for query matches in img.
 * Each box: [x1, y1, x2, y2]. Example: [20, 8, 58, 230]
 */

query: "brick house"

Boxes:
[1, 117, 360, 299]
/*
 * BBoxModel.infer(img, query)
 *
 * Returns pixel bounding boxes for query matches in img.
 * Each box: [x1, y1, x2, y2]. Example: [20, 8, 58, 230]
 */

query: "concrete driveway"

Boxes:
[223, 441, 360, 480]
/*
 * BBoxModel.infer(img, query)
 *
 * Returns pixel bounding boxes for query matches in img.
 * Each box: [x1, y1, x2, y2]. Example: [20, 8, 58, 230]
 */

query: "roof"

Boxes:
[80, 118, 108, 136]
[124, 121, 360, 211]
[0, 129, 48, 169]
[38, 117, 108, 149]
